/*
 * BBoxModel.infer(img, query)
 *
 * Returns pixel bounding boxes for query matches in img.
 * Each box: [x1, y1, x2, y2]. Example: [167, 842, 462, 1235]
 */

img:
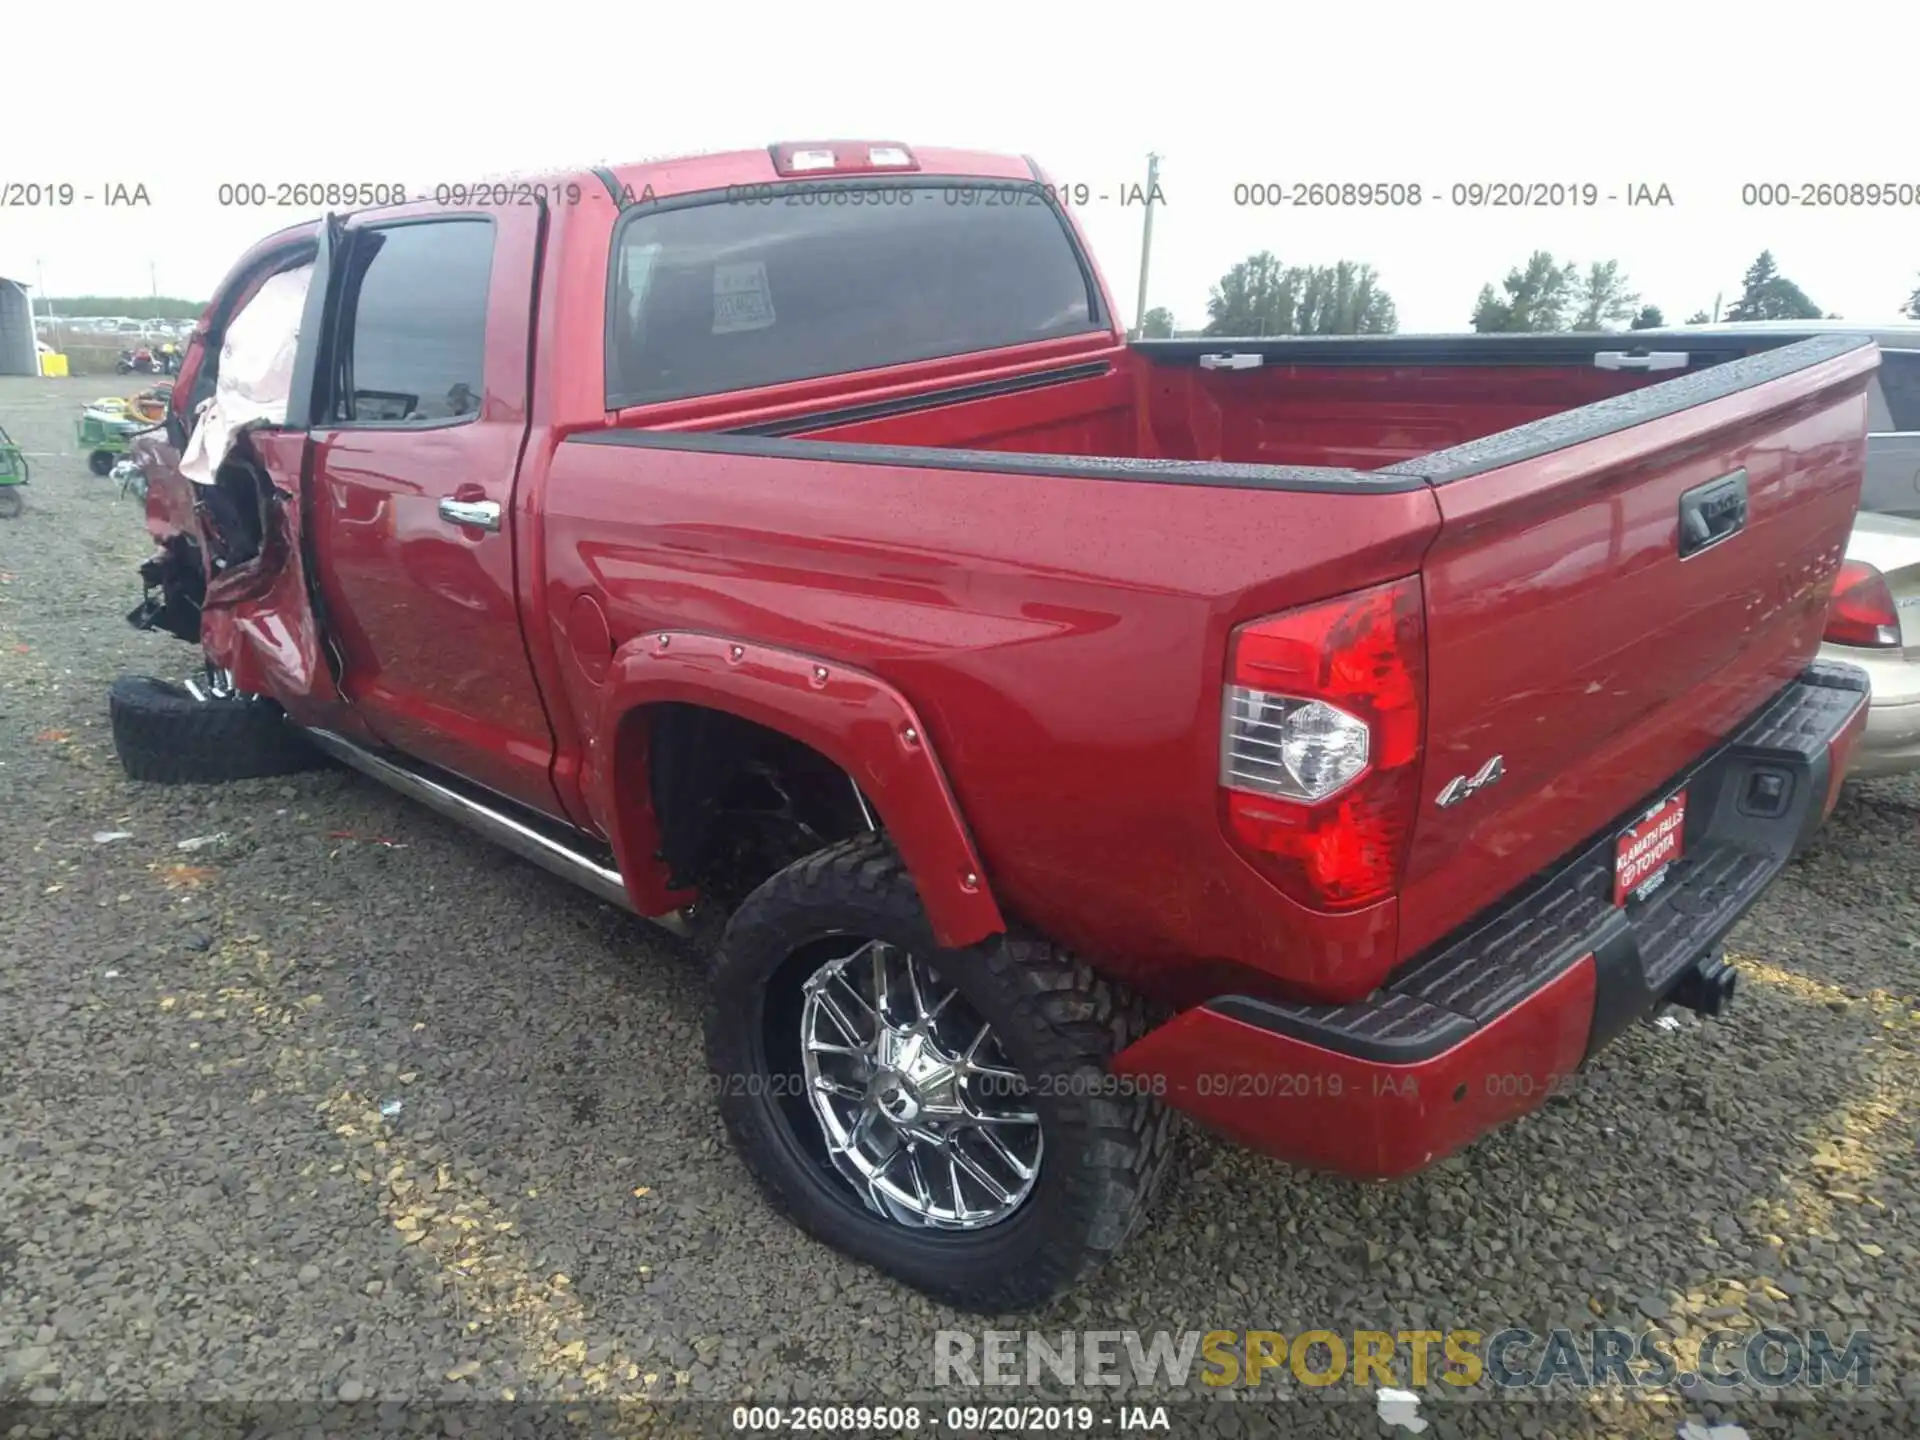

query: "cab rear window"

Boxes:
[605, 180, 1104, 408]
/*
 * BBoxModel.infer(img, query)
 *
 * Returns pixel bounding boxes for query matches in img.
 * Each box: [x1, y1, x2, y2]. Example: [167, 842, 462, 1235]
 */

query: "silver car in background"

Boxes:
[1817, 511, 1920, 777]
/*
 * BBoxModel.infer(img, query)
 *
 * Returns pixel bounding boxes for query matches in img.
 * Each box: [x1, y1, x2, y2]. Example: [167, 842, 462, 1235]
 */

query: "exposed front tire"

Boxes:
[109, 674, 326, 784]
[705, 835, 1173, 1312]
[0, 487, 21, 519]
[89, 451, 116, 476]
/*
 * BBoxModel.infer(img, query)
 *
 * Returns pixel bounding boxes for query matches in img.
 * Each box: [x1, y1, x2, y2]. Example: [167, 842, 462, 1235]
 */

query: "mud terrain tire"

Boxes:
[706, 833, 1175, 1312]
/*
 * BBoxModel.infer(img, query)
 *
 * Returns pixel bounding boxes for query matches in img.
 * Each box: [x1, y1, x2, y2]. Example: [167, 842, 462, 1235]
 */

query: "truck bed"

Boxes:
[553, 330, 1877, 999]
[640, 330, 1859, 475]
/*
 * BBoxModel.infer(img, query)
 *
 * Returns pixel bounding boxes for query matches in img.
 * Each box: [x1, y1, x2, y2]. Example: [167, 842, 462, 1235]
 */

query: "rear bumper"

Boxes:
[1112, 664, 1870, 1179]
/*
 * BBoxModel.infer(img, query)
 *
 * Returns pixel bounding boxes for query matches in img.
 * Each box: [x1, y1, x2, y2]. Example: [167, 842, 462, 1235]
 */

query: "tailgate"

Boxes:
[1394, 335, 1878, 960]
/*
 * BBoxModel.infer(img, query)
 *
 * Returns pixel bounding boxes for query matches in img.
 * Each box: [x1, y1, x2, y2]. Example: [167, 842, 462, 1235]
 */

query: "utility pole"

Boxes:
[1132, 152, 1160, 339]
[1712, 291, 1722, 323]
[37, 260, 54, 319]
[150, 260, 158, 299]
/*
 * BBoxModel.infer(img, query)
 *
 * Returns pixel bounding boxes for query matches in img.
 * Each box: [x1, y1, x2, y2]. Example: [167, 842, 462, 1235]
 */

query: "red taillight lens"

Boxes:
[1220, 577, 1426, 910]
[1824, 560, 1901, 649]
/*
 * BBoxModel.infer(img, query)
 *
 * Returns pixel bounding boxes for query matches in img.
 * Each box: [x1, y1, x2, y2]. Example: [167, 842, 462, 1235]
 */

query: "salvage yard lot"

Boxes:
[2, 373, 1919, 1435]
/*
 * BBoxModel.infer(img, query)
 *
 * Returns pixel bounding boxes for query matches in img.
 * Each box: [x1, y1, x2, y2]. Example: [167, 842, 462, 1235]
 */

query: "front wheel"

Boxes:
[0, 487, 21, 519]
[89, 450, 116, 476]
[705, 836, 1173, 1312]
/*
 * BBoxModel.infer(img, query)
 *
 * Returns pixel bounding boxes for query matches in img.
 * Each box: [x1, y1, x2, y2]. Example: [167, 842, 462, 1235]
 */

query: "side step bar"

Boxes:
[302, 727, 691, 939]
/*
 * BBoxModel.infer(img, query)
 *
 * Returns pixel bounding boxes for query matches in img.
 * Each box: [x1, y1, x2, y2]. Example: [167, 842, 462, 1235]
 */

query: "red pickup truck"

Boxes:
[117, 140, 1875, 1312]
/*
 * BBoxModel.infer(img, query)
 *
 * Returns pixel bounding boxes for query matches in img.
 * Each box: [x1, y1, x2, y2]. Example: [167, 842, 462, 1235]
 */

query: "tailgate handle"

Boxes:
[1595, 350, 1689, 372]
[1677, 469, 1749, 558]
[1198, 353, 1264, 370]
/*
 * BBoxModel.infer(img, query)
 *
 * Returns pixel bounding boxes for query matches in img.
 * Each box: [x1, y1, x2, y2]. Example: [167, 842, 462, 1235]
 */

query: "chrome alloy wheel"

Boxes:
[798, 939, 1042, 1230]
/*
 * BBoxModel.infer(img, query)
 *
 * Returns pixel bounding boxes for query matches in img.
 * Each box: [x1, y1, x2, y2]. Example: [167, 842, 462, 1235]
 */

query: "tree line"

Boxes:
[1140, 253, 1920, 338]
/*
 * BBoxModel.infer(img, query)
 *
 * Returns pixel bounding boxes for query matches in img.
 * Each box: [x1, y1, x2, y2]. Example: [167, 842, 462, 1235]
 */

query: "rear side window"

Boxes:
[1876, 351, 1920, 432]
[606, 181, 1103, 407]
[332, 219, 494, 424]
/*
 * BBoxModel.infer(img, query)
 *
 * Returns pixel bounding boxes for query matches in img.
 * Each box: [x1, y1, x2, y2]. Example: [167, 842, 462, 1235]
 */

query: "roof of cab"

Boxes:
[340, 144, 1039, 225]
[599, 143, 1036, 203]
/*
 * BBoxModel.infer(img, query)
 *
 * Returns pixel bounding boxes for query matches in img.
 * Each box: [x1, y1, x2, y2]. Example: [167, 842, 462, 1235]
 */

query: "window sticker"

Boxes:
[713, 261, 776, 334]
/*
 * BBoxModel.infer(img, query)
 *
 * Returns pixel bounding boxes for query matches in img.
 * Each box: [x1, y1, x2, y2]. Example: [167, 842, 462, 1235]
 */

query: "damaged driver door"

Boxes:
[174, 214, 363, 737]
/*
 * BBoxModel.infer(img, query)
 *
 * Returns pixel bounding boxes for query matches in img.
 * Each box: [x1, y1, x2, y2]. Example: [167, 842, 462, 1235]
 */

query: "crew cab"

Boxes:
[116, 140, 1875, 1312]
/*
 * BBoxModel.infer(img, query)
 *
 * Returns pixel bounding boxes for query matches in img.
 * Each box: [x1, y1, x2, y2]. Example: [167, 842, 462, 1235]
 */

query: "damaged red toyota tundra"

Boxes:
[117, 141, 1876, 1311]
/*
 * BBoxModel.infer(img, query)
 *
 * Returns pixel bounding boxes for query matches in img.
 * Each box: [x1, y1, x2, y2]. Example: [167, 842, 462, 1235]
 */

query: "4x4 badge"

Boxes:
[1436, 755, 1505, 808]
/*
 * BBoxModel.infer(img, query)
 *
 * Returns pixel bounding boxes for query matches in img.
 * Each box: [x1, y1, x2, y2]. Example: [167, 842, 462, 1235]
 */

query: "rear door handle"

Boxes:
[438, 497, 500, 531]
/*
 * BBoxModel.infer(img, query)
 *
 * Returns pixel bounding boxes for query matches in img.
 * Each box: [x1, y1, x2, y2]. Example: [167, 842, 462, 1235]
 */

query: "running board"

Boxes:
[302, 728, 691, 938]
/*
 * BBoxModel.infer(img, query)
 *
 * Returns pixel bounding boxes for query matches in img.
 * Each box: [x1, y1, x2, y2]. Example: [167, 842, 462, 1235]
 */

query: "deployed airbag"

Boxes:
[180, 263, 313, 486]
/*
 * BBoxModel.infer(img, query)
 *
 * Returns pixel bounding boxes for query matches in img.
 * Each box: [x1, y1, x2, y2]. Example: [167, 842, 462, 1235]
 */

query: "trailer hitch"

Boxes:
[1667, 951, 1738, 1019]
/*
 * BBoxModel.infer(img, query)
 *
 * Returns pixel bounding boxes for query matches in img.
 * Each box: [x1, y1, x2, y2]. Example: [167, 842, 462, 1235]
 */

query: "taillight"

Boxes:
[1824, 560, 1901, 648]
[1220, 577, 1426, 910]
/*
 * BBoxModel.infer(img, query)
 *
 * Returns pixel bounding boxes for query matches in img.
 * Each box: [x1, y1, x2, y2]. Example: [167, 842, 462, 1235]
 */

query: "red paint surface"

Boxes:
[1110, 956, 1598, 1177]
[1140, 361, 1658, 468]
[566, 593, 612, 685]
[541, 438, 1436, 992]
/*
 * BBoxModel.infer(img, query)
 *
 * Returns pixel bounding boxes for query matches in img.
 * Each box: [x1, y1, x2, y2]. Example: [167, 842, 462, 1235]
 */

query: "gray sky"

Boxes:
[5, 0, 1916, 331]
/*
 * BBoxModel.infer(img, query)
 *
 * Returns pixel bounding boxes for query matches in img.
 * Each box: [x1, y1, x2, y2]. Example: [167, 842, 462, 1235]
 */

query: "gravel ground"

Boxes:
[2, 372, 1919, 1439]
